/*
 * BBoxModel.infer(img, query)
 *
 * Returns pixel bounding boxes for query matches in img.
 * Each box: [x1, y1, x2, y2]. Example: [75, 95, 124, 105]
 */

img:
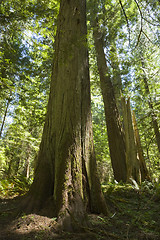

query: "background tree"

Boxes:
[89, 0, 127, 182]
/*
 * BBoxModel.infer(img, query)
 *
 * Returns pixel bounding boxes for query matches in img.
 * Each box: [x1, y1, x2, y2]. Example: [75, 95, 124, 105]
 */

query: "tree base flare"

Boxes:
[56, 210, 90, 232]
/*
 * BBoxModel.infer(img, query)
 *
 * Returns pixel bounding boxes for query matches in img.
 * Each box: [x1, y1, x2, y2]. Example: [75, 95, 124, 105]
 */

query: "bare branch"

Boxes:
[142, 17, 160, 27]
[118, 0, 131, 46]
[135, 28, 142, 48]
[134, 0, 157, 47]
[142, 30, 154, 44]
[134, 0, 143, 47]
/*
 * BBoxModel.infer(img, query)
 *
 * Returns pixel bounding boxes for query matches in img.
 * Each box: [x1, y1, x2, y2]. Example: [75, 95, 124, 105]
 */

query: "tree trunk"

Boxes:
[23, 146, 30, 179]
[0, 98, 10, 138]
[92, 20, 127, 182]
[22, 0, 107, 231]
[121, 97, 140, 183]
[141, 59, 160, 153]
[109, 43, 123, 111]
[7, 158, 14, 177]
[132, 110, 150, 181]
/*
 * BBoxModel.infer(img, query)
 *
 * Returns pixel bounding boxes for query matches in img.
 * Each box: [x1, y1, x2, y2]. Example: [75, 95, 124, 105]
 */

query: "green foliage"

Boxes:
[0, 0, 59, 178]
[0, 175, 32, 198]
[0, 145, 7, 177]
[91, 97, 113, 182]
[0, 0, 160, 184]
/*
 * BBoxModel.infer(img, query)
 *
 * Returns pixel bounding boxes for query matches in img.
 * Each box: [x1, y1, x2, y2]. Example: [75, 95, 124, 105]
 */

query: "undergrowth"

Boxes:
[0, 179, 160, 239]
[0, 175, 32, 198]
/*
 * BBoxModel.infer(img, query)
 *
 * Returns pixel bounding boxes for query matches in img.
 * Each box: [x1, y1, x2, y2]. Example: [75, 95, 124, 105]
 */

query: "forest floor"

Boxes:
[0, 182, 160, 240]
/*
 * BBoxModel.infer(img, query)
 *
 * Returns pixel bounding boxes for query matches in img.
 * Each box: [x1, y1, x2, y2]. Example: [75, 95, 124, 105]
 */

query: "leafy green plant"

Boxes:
[0, 175, 32, 198]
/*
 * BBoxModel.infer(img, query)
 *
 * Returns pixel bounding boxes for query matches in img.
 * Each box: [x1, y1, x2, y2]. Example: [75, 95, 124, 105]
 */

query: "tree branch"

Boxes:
[134, 0, 156, 47]
[118, 0, 131, 46]
[134, 0, 143, 47]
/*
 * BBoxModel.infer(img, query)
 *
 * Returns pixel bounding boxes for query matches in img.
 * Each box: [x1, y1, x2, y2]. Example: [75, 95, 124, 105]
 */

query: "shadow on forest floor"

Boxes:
[0, 183, 160, 240]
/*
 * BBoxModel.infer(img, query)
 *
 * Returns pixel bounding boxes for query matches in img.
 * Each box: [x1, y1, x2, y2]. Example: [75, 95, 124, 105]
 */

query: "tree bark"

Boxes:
[141, 59, 160, 153]
[132, 110, 150, 181]
[0, 98, 10, 138]
[109, 44, 123, 109]
[92, 20, 127, 182]
[22, 0, 107, 231]
[23, 145, 30, 179]
[121, 97, 140, 183]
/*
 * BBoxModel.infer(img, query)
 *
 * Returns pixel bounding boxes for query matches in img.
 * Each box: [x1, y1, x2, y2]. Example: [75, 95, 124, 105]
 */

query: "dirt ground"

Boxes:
[0, 185, 160, 240]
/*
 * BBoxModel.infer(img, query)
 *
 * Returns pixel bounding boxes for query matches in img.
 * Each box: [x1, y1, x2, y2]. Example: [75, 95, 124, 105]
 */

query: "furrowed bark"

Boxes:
[92, 19, 127, 182]
[21, 0, 107, 230]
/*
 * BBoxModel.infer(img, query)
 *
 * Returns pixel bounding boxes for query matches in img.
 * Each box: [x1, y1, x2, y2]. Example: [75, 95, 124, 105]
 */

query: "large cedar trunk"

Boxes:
[109, 44, 123, 111]
[92, 21, 127, 182]
[22, 0, 107, 231]
[121, 97, 140, 183]
[132, 111, 150, 181]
